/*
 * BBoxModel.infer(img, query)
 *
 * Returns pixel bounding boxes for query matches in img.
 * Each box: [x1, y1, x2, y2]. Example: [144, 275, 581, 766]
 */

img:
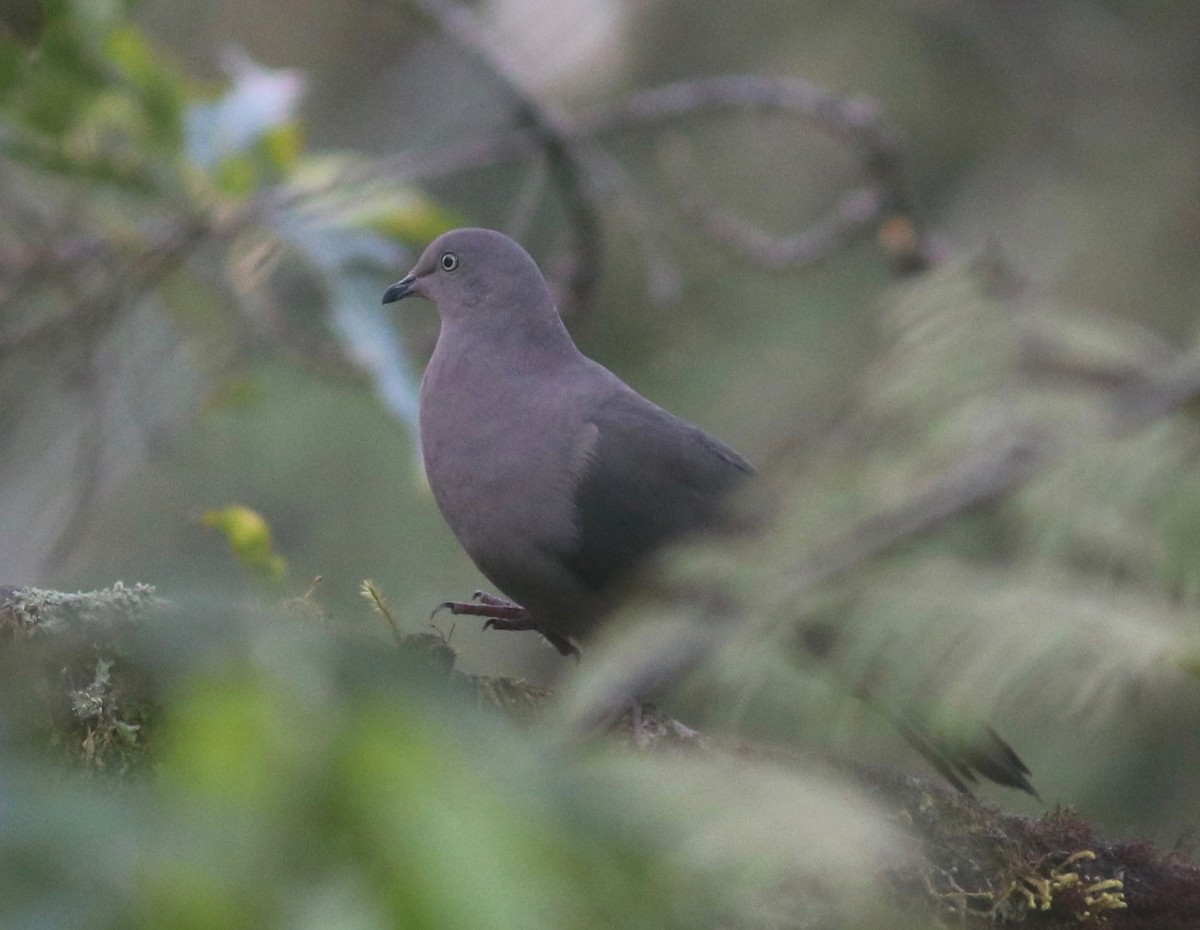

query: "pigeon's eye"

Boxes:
[440, 252, 459, 272]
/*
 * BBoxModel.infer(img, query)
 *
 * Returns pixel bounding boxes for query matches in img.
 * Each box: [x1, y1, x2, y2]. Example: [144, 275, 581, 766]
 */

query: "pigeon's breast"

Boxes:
[418, 344, 593, 607]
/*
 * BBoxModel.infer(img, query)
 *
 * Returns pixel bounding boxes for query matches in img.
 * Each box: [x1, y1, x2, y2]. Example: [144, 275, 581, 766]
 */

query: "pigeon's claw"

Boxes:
[430, 596, 518, 621]
[430, 600, 457, 621]
[480, 614, 580, 659]
[434, 592, 581, 657]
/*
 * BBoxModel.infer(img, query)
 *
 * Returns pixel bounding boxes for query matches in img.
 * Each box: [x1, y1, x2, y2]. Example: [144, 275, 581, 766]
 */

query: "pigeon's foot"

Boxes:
[434, 592, 580, 658]
[486, 618, 580, 659]
[433, 591, 527, 623]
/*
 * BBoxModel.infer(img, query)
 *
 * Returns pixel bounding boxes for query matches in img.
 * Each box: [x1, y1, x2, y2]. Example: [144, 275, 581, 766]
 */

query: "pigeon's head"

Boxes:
[382, 228, 554, 324]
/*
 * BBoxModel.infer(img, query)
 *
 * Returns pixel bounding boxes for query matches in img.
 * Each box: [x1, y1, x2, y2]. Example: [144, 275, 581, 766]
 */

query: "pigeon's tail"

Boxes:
[883, 704, 1040, 799]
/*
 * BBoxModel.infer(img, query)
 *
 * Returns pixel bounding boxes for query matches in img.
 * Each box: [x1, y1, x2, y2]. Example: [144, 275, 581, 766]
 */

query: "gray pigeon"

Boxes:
[383, 228, 753, 657]
[382, 227, 1037, 798]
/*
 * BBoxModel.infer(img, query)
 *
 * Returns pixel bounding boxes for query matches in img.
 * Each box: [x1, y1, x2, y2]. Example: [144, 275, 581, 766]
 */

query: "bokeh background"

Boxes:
[47, 0, 1200, 669]
[4, 0, 1200, 926]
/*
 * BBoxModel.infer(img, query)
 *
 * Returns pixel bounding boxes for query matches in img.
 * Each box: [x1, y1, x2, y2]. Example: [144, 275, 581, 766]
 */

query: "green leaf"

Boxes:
[105, 25, 185, 150]
[259, 119, 303, 172]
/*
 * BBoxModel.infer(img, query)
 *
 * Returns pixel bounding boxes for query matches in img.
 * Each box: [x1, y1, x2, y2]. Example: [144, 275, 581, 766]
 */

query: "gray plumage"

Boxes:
[383, 228, 753, 645]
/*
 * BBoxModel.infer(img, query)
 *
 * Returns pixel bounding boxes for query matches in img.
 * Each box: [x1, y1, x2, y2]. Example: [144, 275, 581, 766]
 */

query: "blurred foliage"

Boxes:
[4, 0, 1200, 927]
[0, 0, 457, 580]
[6, 580, 1200, 929]
[569, 257, 1200, 837]
[0, 584, 905, 930]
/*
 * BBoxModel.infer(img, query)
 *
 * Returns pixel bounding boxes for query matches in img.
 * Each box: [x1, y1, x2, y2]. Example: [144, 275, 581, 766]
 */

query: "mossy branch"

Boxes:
[2, 582, 1197, 927]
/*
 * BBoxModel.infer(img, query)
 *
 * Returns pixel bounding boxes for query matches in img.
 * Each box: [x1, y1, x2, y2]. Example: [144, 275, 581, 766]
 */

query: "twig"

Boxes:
[577, 75, 927, 275]
[0, 214, 221, 362]
[344, 72, 929, 280]
[662, 137, 885, 268]
[576, 75, 894, 144]
[401, 0, 605, 315]
[2, 215, 217, 569]
[578, 145, 682, 304]
[780, 349, 1200, 605]
[780, 428, 1048, 602]
[1111, 357, 1200, 427]
[503, 155, 549, 244]
[362, 579, 404, 646]
[43, 349, 109, 575]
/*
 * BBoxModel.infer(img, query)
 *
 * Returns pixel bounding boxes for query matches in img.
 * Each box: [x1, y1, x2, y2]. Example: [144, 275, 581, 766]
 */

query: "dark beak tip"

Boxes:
[381, 274, 417, 305]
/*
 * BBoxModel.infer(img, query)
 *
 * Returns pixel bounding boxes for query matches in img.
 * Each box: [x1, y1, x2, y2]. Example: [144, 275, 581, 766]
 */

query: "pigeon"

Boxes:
[383, 227, 752, 657]
[382, 227, 1037, 797]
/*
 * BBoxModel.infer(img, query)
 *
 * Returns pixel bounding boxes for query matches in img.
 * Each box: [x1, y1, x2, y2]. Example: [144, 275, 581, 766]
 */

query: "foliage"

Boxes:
[567, 257, 1200, 838]
[0, 0, 457, 582]
[0, 584, 901, 930]
[4, 2, 1200, 928]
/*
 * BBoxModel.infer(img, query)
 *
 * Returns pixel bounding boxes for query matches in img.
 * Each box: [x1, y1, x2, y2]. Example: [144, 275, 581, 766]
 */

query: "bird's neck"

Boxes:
[420, 311, 588, 455]
[436, 308, 582, 375]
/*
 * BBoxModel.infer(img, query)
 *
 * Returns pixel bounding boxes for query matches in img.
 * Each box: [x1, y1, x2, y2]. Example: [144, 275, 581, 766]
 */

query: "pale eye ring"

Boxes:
[440, 252, 459, 272]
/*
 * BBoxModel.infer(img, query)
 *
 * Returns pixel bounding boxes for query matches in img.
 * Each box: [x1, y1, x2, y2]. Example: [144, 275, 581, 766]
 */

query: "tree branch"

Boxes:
[402, 0, 605, 315]
[316, 72, 931, 288]
[779, 348, 1200, 606]
[2, 581, 1196, 926]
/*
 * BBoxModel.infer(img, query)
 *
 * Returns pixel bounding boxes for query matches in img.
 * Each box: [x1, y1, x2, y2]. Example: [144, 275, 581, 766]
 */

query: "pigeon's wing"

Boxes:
[561, 389, 754, 595]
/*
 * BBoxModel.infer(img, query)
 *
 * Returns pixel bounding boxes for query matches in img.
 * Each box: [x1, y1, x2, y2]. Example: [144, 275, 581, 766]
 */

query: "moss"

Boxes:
[3, 584, 1200, 928]
[863, 766, 1198, 927]
[0, 583, 160, 772]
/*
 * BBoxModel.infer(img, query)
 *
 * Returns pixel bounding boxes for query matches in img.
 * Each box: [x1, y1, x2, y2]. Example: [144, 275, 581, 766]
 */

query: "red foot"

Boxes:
[432, 592, 580, 658]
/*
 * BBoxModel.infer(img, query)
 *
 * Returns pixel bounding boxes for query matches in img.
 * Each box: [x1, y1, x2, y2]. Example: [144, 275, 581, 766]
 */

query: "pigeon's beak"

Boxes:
[381, 273, 417, 304]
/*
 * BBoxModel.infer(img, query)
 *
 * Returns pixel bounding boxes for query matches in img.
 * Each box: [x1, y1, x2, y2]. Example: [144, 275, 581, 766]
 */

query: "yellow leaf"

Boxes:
[360, 196, 464, 247]
[201, 504, 287, 583]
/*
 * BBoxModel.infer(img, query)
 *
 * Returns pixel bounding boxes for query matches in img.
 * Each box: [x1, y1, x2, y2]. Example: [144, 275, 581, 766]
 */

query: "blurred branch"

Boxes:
[582, 75, 930, 276]
[587, 302, 1200, 729]
[348, 69, 930, 296]
[582, 146, 682, 302]
[782, 428, 1046, 600]
[663, 137, 887, 269]
[42, 353, 107, 575]
[0, 214, 222, 573]
[402, 0, 604, 315]
[0, 214, 221, 362]
[1113, 356, 1200, 427]
[502, 155, 549, 244]
[4, 581, 1199, 926]
[781, 348, 1200, 606]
